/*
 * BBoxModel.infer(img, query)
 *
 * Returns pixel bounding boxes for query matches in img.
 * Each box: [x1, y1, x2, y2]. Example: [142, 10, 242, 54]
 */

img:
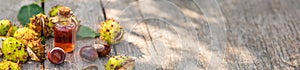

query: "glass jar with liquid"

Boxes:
[53, 7, 78, 53]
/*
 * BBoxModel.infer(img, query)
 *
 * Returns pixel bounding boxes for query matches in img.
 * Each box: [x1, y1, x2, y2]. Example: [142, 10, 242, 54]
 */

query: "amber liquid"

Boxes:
[54, 25, 76, 53]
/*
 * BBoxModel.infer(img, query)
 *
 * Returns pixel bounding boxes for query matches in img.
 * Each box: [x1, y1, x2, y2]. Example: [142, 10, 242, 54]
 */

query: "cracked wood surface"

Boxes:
[0, 0, 300, 70]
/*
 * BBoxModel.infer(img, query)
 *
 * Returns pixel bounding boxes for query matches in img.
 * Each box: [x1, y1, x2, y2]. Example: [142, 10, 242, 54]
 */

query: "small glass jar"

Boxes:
[53, 7, 78, 53]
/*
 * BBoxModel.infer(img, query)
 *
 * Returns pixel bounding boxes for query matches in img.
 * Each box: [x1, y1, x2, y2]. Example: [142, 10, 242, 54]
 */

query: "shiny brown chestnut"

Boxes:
[48, 47, 66, 65]
[94, 44, 111, 57]
[79, 46, 98, 61]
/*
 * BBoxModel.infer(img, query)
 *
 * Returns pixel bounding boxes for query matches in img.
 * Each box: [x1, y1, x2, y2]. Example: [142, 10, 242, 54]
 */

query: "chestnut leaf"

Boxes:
[17, 3, 44, 26]
[77, 25, 100, 39]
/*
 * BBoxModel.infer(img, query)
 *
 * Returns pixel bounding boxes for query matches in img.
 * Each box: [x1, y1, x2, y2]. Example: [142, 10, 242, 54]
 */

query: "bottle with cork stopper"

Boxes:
[53, 6, 79, 53]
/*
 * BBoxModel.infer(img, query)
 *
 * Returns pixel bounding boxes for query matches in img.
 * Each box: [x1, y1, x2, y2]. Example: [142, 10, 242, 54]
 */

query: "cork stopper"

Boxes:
[59, 7, 71, 16]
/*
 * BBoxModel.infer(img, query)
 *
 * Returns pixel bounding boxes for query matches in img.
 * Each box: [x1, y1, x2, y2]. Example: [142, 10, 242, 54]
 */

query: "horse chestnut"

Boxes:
[94, 44, 111, 57]
[48, 47, 66, 64]
[79, 46, 98, 61]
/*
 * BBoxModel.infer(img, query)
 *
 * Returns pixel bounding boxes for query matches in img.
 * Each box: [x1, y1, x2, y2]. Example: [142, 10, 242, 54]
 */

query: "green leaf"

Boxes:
[17, 3, 44, 26]
[77, 25, 99, 39]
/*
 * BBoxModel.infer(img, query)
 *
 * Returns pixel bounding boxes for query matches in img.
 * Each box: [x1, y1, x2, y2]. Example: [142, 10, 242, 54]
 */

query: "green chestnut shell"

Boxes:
[28, 13, 54, 37]
[13, 27, 39, 44]
[2, 37, 28, 63]
[27, 38, 45, 61]
[0, 60, 21, 70]
[6, 25, 18, 37]
[49, 5, 63, 17]
[105, 55, 135, 70]
[99, 19, 124, 45]
[14, 27, 45, 61]
[0, 19, 12, 36]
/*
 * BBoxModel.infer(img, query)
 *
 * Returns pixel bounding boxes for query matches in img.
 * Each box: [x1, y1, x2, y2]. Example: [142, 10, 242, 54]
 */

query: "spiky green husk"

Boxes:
[27, 39, 45, 61]
[43, 18, 54, 37]
[0, 19, 18, 37]
[105, 55, 129, 70]
[2, 37, 28, 63]
[0, 60, 21, 70]
[28, 13, 54, 37]
[49, 5, 62, 17]
[6, 26, 18, 37]
[99, 19, 124, 45]
[0, 19, 12, 36]
[13, 27, 45, 61]
[13, 27, 39, 44]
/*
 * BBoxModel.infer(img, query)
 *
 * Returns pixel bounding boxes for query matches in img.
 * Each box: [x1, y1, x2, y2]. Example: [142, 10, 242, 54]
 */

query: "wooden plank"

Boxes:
[192, 0, 228, 69]
[0, 0, 38, 23]
[102, 0, 210, 69]
[168, 0, 221, 69]
[217, 0, 300, 70]
[44, 0, 106, 70]
[2, 0, 299, 70]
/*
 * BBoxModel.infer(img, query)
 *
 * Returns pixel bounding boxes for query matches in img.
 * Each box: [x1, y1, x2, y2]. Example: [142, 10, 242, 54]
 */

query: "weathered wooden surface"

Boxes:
[102, 0, 206, 70]
[1, 0, 300, 70]
[219, 0, 300, 70]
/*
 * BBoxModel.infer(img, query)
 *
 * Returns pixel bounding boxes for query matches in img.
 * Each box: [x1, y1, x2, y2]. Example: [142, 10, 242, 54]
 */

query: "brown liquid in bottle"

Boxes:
[54, 25, 76, 52]
[53, 7, 77, 53]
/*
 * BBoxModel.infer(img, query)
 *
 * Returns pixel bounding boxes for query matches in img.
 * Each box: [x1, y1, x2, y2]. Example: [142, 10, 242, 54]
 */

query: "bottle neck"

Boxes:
[58, 14, 72, 25]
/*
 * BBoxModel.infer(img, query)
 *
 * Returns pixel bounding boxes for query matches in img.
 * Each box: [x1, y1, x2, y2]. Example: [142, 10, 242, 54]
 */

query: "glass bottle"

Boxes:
[53, 7, 78, 53]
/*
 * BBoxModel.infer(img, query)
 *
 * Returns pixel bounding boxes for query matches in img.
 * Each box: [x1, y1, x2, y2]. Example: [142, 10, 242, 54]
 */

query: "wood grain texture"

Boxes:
[102, 0, 209, 69]
[0, 0, 300, 70]
[218, 0, 300, 70]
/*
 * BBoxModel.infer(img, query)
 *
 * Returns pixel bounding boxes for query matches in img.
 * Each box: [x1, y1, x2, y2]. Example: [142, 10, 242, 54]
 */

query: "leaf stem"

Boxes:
[41, 0, 45, 11]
